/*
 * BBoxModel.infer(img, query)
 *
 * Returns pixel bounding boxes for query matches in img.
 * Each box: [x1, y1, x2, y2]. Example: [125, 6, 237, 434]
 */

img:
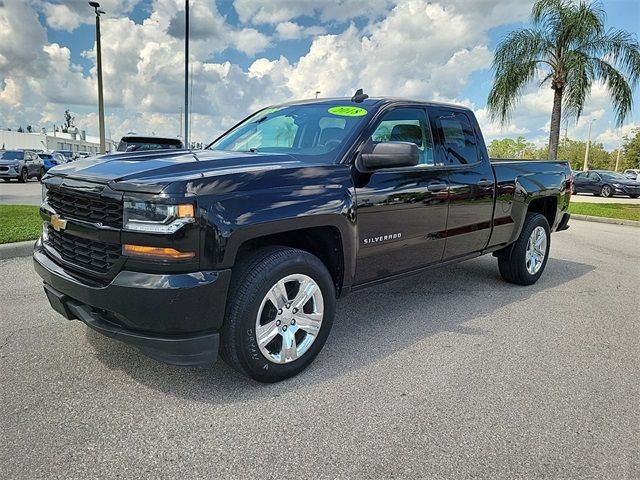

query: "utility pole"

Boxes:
[582, 119, 595, 172]
[89, 2, 106, 154]
[615, 133, 622, 172]
[184, 0, 190, 147]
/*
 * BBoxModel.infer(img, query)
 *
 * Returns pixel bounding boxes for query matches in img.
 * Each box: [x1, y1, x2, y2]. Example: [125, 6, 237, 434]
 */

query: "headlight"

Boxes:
[123, 199, 195, 233]
[612, 183, 622, 188]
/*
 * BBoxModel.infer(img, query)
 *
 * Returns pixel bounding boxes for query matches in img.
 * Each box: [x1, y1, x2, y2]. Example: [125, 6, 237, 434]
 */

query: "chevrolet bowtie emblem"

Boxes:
[50, 214, 67, 232]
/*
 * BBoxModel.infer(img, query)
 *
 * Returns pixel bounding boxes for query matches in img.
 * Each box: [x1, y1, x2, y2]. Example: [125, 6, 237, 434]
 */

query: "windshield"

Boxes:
[0, 151, 22, 161]
[39, 154, 53, 159]
[117, 141, 182, 152]
[208, 104, 369, 160]
[600, 172, 630, 181]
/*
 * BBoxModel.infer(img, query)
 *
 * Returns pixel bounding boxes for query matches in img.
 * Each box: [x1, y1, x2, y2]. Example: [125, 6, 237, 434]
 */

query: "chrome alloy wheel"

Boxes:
[526, 226, 547, 275]
[255, 274, 324, 364]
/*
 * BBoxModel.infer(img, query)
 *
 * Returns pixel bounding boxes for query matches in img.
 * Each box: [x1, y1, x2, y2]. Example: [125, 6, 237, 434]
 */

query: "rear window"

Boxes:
[435, 113, 479, 165]
[0, 151, 22, 160]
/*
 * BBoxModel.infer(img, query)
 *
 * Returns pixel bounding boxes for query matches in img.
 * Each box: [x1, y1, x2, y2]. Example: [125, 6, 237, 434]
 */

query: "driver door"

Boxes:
[354, 107, 449, 284]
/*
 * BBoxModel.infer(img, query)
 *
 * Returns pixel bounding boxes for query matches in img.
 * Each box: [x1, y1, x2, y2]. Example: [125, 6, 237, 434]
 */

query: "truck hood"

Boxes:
[47, 149, 306, 193]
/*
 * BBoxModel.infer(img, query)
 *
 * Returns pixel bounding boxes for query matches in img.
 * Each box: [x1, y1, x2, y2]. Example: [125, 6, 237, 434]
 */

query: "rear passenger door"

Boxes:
[429, 108, 495, 259]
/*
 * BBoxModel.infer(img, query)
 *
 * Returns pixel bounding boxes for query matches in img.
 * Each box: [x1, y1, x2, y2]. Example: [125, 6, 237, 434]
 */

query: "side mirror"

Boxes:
[356, 142, 420, 172]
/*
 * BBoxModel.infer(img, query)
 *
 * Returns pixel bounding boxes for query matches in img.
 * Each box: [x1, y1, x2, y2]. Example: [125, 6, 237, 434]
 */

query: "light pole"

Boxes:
[614, 133, 622, 172]
[582, 119, 595, 172]
[89, 2, 106, 153]
[315, 91, 320, 99]
[184, 0, 190, 148]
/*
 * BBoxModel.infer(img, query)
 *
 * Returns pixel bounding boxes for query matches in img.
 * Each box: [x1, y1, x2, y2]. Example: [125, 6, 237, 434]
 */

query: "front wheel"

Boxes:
[37, 167, 45, 181]
[221, 246, 336, 382]
[601, 185, 613, 197]
[18, 168, 28, 183]
[498, 213, 550, 286]
[630, 194, 639, 199]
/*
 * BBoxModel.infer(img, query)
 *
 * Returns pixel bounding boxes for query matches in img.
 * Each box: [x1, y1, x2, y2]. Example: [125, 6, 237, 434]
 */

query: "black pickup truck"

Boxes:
[34, 96, 572, 382]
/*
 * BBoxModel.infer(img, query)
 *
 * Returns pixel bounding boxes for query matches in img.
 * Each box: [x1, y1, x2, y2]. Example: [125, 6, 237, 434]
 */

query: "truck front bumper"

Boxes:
[33, 241, 231, 366]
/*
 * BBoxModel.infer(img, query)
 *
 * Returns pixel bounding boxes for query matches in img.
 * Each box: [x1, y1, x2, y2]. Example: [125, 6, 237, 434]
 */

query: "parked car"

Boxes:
[623, 169, 640, 180]
[116, 136, 184, 152]
[35, 96, 572, 382]
[38, 152, 67, 171]
[76, 152, 92, 159]
[55, 150, 76, 162]
[0, 149, 45, 182]
[572, 170, 640, 198]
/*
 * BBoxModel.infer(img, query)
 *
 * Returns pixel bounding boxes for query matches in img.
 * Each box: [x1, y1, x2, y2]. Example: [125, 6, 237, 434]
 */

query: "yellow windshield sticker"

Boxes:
[328, 106, 367, 117]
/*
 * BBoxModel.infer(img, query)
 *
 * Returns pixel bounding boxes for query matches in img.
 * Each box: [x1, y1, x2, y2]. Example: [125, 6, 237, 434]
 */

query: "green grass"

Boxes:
[569, 202, 640, 222]
[0, 205, 42, 244]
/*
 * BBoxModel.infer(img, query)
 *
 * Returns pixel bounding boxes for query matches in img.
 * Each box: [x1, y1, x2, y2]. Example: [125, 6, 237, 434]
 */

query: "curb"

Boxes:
[0, 240, 36, 261]
[571, 215, 640, 227]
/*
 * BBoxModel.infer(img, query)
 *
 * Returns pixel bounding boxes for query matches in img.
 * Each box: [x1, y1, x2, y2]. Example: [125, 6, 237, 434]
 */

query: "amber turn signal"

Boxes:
[177, 204, 194, 218]
[123, 244, 195, 260]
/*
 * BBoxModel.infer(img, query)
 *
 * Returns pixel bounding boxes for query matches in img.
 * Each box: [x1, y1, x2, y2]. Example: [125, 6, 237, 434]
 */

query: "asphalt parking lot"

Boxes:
[1, 220, 638, 479]
[0, 179, 42, 205]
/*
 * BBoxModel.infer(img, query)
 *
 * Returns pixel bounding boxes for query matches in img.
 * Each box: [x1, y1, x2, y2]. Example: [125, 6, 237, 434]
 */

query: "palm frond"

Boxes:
[592, 57, 634, 126]
[488, 28, 552, 123]
[586, 29, 640, 87]
[562, 50, 594, 119]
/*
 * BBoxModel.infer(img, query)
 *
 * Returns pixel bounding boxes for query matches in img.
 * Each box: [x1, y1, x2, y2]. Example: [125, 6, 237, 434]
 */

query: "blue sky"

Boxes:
[1, 0, 639, 147]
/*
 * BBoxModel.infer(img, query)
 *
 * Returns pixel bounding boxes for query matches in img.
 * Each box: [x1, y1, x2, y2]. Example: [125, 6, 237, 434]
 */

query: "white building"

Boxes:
[0, 129, 116, 155]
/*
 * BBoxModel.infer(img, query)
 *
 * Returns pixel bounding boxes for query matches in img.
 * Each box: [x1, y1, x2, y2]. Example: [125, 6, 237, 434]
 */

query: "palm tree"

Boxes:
[488, 0, 640, 160]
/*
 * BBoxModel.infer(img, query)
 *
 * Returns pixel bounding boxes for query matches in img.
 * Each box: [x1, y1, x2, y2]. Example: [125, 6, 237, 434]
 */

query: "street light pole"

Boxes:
[615, 133, 622, 172]
[582, 119, 595, 172]
[184, 0, 190, 148]
[89, 2, 106, 154]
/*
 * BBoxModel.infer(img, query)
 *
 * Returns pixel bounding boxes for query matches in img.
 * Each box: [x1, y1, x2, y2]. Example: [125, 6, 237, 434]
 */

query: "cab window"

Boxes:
[435, 113, 479, 165]
[370, 108, 436, 166]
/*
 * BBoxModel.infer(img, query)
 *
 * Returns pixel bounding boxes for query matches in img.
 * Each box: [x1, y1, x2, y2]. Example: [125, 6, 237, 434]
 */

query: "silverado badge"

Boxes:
[50, 214, 67, 232]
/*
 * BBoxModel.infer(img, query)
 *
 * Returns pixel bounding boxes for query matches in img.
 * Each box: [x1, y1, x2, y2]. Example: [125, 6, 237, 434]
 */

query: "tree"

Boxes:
[553, 137, 610, 169]
[622, 127, 640, 169]
[488, 136, 538, 158]
[17, 126, 24, 133]
[26, 125, 33, 133]
[488, 0, 640, 160]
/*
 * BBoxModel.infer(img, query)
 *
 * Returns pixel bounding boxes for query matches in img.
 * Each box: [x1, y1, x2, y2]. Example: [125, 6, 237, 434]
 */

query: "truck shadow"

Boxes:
[86, 255, 594, 403]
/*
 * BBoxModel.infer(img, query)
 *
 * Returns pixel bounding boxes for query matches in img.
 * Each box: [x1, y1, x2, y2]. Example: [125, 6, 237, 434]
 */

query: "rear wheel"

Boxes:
[18, 168, 28, 183]
[37, 167, 45, 181]
[601, 184, 613, 197]
[221, 246, 336, 382]
[498, 213, 550, 286]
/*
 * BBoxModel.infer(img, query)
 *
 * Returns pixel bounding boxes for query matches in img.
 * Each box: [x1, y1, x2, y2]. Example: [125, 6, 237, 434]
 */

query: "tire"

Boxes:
[498, 213, 551, 286]
[601, 184, 613, 197]
[571, 185, 577, 195]
[18, 168, 28, 183]
[220, 246, 336, 382]
[630, 194, 639, 199]
[37, 167, 45, 182]
[2, 178, 9, 182]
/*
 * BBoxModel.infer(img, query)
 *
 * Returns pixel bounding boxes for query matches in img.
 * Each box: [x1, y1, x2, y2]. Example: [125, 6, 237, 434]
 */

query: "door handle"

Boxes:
[476, 179, 494, 188]
[427, 183, 448, 192]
